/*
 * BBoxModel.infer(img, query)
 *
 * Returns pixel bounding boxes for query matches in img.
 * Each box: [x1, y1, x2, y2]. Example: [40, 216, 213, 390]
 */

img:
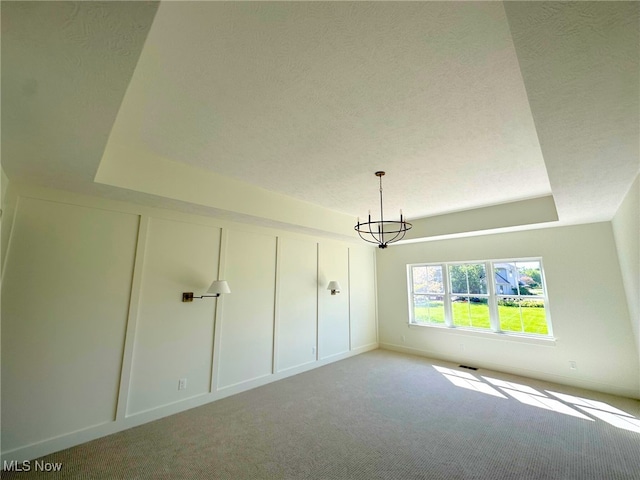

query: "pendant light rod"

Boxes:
[378, 171, 384, 245]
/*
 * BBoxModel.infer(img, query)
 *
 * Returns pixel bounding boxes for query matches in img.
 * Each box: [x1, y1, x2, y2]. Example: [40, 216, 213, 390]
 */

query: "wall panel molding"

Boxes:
[116, 215, 148, 421]
[0, 183, 378, 463]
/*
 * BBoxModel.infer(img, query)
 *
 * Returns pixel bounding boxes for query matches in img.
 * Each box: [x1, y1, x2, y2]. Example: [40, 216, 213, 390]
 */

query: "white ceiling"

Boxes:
[2, 1, 638, 240]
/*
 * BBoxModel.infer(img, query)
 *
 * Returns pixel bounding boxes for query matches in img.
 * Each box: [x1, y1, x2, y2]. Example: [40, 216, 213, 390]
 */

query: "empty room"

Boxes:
[1, 1, 639, 478]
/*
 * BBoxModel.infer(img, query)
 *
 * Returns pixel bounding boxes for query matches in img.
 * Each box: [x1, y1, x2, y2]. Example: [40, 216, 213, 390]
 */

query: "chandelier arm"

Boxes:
[356, 229, 383, 245]
[383, 222, 408, 243]
[356, 221, 378, 243]
[370, 221, 381, 244]
[392, 226, 408, 241]
[384, 228, 405, 244]
[366, 221, 373, 236]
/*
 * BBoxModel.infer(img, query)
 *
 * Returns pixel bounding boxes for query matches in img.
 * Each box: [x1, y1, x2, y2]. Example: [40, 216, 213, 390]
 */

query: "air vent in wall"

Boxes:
[458, 365, 478, 371]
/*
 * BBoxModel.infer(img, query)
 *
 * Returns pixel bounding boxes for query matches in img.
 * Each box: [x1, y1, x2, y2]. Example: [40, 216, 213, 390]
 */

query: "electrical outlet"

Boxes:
[178, 378, 187, 390]
[311, 346, 316, 355]
[401, 335, 406, 343]
[459, 343, 465, 352]
[569, 361, 577, 370]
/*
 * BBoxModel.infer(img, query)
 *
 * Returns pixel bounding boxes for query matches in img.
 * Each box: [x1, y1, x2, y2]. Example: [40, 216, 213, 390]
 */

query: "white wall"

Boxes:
[611, 174, 640, 385]
[2, 197, 139, 449]
[318, 242, 350, 360]
[276, 237, 318, 372]
[127, 218, 221, 415]
[216, 230, 277, 389]
[0, 184, 378, 462]
[376, 223, 640, 398]
[349, 247, 378, 350]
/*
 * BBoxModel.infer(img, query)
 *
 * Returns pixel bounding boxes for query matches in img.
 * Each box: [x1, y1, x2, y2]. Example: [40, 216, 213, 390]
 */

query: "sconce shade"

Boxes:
[207, 280, 231, 295]
[327, 281, 342, 295]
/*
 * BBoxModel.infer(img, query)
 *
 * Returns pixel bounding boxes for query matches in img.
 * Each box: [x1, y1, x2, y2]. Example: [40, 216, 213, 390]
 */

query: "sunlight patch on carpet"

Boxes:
[483, 377, 543, 396]
[433, 365, 640, 432]
[443, 373, 508, 398]
[575, 407, 640, 433]
[547, 391, 640, 433]
[433, 366, 507, 398]
[500, 389, 593, 420]
[546, 391, 633, 416]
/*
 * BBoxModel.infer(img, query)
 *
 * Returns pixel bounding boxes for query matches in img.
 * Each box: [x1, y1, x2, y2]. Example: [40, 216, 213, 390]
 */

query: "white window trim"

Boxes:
[407, 257, 554, 339]
[442, 264, 452, 327]
[407, 321, 557, 346]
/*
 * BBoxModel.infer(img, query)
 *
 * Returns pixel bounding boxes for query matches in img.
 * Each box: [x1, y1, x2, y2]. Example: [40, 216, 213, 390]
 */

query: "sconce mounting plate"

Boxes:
[182, 292, 194, 302]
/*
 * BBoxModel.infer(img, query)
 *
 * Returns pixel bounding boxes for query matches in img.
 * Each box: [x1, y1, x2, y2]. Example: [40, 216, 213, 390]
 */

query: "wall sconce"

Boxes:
[182, 280, 231, 302]
[327, 281, 342, 295]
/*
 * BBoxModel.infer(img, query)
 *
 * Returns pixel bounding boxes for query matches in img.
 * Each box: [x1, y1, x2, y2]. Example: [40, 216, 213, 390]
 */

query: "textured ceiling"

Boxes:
[106, 1, 551, 219]
[505, 1, 639, 224]
[1, 1, 159, 188]
[2, 1, 638, 239]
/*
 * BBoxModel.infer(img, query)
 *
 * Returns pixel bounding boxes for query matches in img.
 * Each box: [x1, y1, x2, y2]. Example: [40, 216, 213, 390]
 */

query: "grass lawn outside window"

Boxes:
[408, 259, 552, 337]
[414, 302, 548, 335]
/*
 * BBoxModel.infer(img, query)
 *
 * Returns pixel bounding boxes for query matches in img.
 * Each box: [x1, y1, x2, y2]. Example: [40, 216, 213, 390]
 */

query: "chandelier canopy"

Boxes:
[354, 171, 412, 249]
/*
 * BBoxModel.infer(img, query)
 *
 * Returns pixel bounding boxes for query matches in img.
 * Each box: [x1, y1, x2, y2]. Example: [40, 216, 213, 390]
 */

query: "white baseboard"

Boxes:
[380, 343, 640, 399]
[1, 344, 378, 464]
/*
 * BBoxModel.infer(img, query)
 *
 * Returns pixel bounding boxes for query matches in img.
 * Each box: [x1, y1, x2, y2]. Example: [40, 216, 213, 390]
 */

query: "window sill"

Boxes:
[408, 322, 557, 346]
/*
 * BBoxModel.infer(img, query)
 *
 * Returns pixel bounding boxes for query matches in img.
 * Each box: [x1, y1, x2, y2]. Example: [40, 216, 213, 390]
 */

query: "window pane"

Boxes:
[412, 266, 428, 294]
[497, 298, 523, 332]
[494, 262, 519, 295]
[450, 264, 487, 294]
[450, 266, 467, 294]
[451, 296, 469, 326]
[412, 265, 444, 294]
[413, 295, 445, 324]
[498, 298, 548, 335]
[515, 261, 544, 297]
[451, 296, 490, 329]
[521, 298, 548, 334]
[426, 266, 444, 294]
[468, 264, 487, 294]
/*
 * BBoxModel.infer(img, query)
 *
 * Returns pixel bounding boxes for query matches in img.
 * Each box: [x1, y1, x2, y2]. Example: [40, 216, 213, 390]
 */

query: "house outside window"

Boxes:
[408, 258, 551, 337]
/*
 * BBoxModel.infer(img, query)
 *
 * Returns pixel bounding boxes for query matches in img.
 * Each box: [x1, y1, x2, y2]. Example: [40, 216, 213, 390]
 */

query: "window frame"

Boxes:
[407, 257, 553, 339]
[447, 262, 491, 330]
[408, 264, 447, 325]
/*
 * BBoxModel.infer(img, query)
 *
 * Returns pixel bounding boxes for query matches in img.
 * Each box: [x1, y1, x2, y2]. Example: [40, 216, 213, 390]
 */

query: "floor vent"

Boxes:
[458, 365, 478, 371]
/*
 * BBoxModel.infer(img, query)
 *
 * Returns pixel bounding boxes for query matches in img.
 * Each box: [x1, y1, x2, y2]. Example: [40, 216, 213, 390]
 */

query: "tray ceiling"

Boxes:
[2, 1, 638, 240]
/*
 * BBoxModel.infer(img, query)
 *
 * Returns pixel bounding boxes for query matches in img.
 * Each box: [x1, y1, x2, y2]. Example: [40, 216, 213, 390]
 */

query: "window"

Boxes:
[449, 263, 489, 329]
[494, 261, 547, 335]
[408, 258, 551, 337]
[410, 265, 445, 324]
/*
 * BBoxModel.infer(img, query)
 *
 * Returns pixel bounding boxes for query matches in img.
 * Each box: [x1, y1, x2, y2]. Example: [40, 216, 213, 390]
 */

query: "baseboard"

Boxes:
[350, 342, 378, 355]
[379, 343, 640, 400]
[1, 344, 378, 464]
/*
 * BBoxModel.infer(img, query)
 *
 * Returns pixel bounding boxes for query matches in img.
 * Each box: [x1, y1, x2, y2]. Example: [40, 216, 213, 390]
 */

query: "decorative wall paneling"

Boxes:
[0, 186, 378, 462]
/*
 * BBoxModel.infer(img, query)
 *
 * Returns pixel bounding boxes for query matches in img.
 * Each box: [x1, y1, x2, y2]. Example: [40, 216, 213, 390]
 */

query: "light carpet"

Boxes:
[3, 349, 640, 479]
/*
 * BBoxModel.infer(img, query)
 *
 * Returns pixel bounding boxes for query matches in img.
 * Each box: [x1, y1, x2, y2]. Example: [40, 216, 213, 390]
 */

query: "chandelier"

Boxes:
[354, 171, 412, 249]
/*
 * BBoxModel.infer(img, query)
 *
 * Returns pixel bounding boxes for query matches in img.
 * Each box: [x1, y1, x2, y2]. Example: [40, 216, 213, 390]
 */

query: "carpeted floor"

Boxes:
[3, 349, 640, 479]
